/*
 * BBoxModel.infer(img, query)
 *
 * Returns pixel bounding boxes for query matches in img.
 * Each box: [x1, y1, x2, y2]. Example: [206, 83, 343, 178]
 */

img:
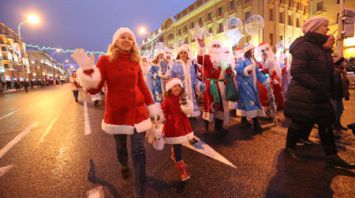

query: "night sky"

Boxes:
[0, 0, 195, 62]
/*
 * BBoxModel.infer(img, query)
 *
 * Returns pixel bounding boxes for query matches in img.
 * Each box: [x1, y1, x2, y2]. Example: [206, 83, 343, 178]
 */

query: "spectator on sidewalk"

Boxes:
[284, 16, 354, 169]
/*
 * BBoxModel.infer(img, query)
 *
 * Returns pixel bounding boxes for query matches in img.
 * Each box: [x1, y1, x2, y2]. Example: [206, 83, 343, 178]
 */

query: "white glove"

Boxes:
[71, 49, 95, 70]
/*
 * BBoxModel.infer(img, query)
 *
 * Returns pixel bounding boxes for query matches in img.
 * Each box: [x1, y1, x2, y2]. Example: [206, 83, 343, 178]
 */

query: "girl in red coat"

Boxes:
[71, 27, 163, 198]
[161, 78, 194, 181]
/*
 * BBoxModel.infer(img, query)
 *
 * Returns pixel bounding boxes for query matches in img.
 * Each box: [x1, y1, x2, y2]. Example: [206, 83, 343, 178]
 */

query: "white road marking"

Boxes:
[0, 165, 14, 177]
[86, 185, 105, 198]
[0, 110, 17, 120]
[35, 117, 59, 148]
[0, 122, 39, 159]
[84, 102, 92, 135]
[182, 136, 237, 169]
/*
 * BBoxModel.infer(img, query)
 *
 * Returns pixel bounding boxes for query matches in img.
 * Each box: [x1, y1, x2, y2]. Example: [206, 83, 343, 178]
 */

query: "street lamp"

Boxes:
[18, 13, 40, 81]
[18, 13, 40, 41]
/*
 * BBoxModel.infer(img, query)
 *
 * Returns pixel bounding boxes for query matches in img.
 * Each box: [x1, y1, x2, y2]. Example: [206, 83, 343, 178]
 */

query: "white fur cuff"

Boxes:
[77, 67, 102, 89]
[180, 100, 194, 115]
[147, 103, 162, 117]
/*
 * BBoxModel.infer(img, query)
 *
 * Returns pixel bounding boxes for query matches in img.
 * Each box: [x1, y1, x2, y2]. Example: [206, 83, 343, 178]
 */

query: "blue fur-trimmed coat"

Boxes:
[148, 64, 163, 103]
[170, 59, 205, 117]
[235, 58, 268, 118]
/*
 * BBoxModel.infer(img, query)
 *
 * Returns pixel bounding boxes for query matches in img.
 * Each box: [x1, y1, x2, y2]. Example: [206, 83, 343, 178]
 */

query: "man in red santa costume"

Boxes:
[71, 27, 163, 198]
[197, 38, 229, 135]
[258, 42, 284, 111]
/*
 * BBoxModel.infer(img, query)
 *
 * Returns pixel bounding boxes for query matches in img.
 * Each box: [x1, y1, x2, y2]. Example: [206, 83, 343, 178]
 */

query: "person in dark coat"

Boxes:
[284, 16, 353, 169]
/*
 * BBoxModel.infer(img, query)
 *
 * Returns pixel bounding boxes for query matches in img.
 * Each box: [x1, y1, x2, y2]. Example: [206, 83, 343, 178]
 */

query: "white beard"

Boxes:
[209, 47, 224, 66]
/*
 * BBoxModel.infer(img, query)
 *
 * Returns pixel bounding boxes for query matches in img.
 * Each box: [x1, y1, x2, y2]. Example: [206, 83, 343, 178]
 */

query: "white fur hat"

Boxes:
[302, 16, 329, 33]
[112, 27, 137, 44]
[258, 42, 271, 51]
[165, 78, 183, 92]
[176, 44, 192, 59]
[243, 43, 255, 54]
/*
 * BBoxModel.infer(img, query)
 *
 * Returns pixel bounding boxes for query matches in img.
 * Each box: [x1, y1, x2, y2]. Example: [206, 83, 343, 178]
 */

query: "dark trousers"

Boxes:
[173, 144, 182, 162]
[72, 90, 79, 101]
[114, 132, 146, 198]
[286, 119, 337, 156]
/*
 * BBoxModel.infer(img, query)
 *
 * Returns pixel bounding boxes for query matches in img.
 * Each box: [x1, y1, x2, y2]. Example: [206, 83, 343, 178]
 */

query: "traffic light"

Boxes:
[343, 9, 355, 38]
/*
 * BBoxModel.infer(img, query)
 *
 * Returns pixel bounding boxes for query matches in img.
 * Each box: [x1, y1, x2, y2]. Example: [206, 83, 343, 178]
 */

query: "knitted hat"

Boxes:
[165, 78, 183, 92]
[112, 27, 137, 44]
[302, 16, 329, 33]
[243, 43, 255, 54]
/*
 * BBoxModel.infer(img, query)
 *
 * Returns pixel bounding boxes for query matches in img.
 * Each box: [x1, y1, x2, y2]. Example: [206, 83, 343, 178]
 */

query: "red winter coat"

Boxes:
[197, 55, 224, 121]
[161, 94, 193, 144]
[82, 51, 156, 135]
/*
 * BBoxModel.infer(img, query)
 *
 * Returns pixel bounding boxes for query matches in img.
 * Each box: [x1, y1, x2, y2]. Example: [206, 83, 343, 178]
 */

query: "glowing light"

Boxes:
[138, 26, 147, 35]
[27, 14, 40, 25]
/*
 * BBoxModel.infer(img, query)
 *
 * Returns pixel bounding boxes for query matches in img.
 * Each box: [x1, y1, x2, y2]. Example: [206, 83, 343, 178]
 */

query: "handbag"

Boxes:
[225, 68, 238, 101]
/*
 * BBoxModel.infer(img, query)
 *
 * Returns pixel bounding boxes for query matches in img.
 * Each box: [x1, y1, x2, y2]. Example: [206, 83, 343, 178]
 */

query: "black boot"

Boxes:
[204, 120, 209, 131]
[327, 154, 355, 169]
[253, 118, 262, 133]
[121, 166, 130, 179]
[215, 119, 228, 136]
[240, 117, 252, 128]
[285, 148, 308, 162]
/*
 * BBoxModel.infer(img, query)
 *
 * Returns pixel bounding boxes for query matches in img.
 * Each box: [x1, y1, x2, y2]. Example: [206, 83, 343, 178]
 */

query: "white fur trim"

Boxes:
[243, 43, 255, 54]
[101, 118, 152, 135]
[236, 109, 266, 119]
[180, 100, 194, 115]
[165, 132, 194, 144]
[147, 103, 162, 117]
[134, 118, 153, 133]
[77, 67, 101, 89]
[165, 78, 183, 92]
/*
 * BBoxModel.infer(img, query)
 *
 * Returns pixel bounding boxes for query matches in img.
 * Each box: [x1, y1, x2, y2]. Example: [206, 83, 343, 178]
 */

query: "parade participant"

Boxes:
[148, 52, 164, 102]
[258, 42, 284, 110]
[284, 17, 354, 169]
[170, 44, 205, 118]
[161, 78, 194, 181]
[197, 38, 230, 135]
[69, 71, 81, 102]
[140, 56, 153, 95]
[235, 43, 268, 133]
[72, 27, 163, 197]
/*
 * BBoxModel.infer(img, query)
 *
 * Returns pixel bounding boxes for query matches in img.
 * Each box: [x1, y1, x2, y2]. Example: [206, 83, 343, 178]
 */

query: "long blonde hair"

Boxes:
[107, 38, 141, 63]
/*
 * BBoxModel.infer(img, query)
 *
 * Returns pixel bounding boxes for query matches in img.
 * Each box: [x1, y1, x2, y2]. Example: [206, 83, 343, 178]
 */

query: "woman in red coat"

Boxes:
[71, 27, 163, 198]
[161, 78, 194, 181]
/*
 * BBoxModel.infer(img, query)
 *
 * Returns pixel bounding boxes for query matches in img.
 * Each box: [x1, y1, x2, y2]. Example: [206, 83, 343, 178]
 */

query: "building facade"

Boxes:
[27, 51, 65, 82]
[0, 22, 29, 82]
[141, 0, 310, 57]
[310, 0, 355, 58]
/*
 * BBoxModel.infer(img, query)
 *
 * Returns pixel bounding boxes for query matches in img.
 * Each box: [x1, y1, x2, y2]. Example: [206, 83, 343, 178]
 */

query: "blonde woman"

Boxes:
[71, 27, 163, 198]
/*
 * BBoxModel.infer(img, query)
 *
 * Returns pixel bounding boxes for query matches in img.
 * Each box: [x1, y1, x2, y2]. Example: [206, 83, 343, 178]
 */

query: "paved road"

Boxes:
[0, 85, 354, 198]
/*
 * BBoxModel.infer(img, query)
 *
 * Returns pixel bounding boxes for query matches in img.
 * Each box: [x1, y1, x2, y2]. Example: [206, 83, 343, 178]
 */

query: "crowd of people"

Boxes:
[70, 16, 354, 198]
[0, 78, 66, 94]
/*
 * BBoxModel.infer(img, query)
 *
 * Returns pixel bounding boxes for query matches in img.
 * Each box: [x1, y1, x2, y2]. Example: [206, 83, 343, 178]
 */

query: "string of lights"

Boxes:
[25, 44, 105, 55]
